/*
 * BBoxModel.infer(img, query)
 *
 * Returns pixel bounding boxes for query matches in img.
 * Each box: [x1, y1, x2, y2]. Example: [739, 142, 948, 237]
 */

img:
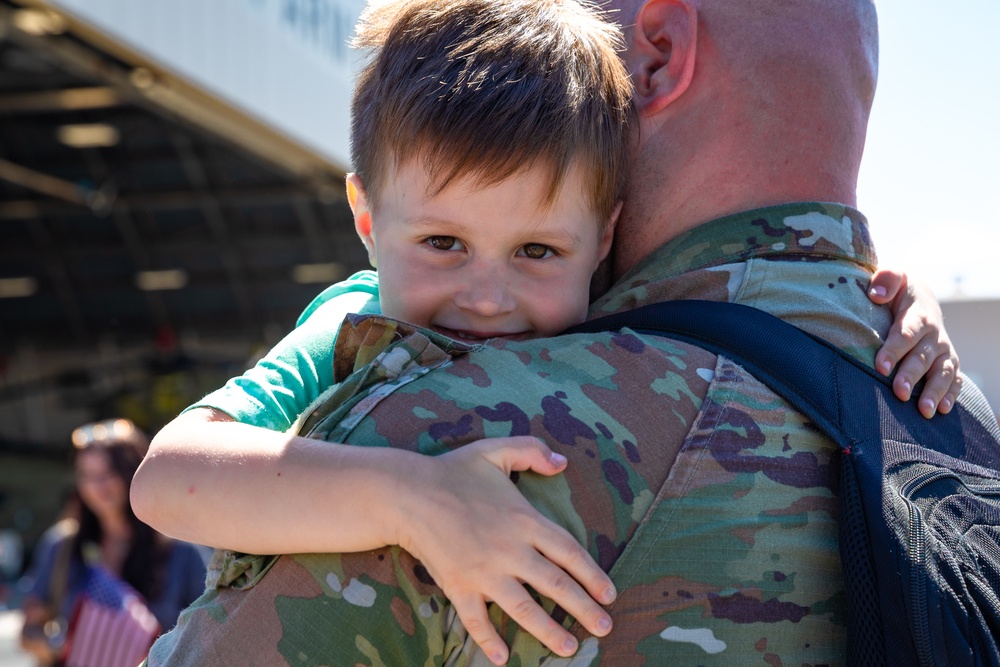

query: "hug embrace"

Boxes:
[130, 0, 1000, 665]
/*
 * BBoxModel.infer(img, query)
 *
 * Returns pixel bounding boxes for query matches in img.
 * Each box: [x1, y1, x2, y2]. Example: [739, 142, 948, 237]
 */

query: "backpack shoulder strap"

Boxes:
[568, 299, 1000, 463]
[568, 299, 870, 450]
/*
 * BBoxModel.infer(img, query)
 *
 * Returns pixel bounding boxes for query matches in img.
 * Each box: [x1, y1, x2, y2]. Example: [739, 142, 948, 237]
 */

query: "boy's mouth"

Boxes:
[432, 325, 527, 343]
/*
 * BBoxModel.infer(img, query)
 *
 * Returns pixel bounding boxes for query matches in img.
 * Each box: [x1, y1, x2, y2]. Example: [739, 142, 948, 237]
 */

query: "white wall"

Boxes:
[47, 0, 367, 170]
[941, 299, 1000, 419]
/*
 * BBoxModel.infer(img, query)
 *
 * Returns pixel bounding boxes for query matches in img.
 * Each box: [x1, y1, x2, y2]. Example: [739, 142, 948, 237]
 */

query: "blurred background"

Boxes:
[0, 0, 997, 660]
[0, 0, 371, 645]
[858, 0, 1000, 432]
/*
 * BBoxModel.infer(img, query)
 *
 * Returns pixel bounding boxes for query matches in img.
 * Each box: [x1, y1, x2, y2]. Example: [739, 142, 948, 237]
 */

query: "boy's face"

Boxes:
[348, 159, 617, 342]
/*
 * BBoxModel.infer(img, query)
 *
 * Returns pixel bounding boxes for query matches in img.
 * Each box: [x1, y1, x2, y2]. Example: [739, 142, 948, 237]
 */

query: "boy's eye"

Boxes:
[426, 236, 465, 251]
[520, 243, 555, 259]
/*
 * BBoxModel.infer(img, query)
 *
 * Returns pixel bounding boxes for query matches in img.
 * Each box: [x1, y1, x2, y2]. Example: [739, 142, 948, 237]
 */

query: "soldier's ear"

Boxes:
[631, 0, 698, 117]
[346, 174, 377, 268]
[596, 202, 621, 267]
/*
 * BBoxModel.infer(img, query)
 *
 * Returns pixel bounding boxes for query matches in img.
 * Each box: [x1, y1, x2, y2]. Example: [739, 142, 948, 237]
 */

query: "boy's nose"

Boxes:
[454, 266, 516, 317]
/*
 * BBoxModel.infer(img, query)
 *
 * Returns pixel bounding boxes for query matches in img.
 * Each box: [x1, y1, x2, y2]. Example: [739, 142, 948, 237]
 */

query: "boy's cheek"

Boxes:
[376, 270, 439, 326]
[537, 293, 590, 337]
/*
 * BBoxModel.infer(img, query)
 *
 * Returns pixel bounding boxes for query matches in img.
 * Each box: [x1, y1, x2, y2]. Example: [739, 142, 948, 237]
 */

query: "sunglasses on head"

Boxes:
[71, 419, 139, 449]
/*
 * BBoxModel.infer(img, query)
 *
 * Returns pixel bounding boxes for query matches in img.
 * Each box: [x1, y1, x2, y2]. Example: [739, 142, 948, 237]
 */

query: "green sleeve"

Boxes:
[185, 271, 381, 432]
[294, 270, 380, 328]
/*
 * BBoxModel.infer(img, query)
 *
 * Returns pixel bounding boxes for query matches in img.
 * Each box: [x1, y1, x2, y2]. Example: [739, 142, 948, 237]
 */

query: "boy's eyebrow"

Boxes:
[403, 216, 469, 235]
[405, 216, 459, 229]
[517, 226, 585, 248]
[407, 215, 587, 247]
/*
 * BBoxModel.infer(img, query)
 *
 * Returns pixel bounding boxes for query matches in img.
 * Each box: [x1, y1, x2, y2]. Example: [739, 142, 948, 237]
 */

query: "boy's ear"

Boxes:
[631, 0, 698, 117]
[596, 201, 622, 265]
[346, 173, 377, 268]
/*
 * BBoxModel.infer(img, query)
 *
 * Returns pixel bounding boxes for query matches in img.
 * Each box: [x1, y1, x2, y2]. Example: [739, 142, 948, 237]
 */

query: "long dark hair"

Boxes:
[69, 420, 169, 602]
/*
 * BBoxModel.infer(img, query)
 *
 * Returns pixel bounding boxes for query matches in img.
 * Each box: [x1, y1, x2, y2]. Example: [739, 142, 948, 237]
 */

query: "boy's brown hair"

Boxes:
[350, 0, 635, 223]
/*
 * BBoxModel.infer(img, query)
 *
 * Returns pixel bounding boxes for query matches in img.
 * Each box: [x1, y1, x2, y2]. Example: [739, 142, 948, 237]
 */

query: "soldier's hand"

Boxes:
[391, 436, 615, 665]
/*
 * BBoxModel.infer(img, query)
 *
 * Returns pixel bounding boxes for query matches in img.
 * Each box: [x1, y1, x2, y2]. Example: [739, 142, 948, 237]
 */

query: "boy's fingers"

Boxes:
[525, 520, 615, 637]
[525, 563, 612, 641]
[892, 375, 912, 403]
[885, 328, 932, 399]
[939, 374, 963, 415]
[534, 524, 615, 606]
[867, 268, 906, 305]
[879, 323, 921, 378]
[494, 580, 580, 658]
[874, 349, 894, 377]
[867, 284, 890, 303]
[889, 334, 957, 417]
[476, 436, 567, 476]
[915, 355, 960, 419]
[451, 594, 509, 665]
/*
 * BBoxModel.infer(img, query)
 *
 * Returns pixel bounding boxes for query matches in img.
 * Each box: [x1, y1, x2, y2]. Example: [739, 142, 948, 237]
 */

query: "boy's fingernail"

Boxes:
[562, 638, 578, 653]
[550, 452, 567, 466]
[902, 381, 912, 397]
[942, 398, 952, 412]
[602, 586, 616, 604]
[879, 361, 891, 375]
[597, 616, 612, 632]
[921, 399, 934, 415]
[491, 652, 506, 665]
[870, 285, 887, 298]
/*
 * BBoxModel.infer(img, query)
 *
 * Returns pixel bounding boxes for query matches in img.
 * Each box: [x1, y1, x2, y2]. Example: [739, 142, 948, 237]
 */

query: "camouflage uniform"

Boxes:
[147, 202, 890, 666]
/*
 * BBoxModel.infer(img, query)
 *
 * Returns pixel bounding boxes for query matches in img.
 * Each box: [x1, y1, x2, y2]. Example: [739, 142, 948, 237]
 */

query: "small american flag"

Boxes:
[63, 565, 161, 667]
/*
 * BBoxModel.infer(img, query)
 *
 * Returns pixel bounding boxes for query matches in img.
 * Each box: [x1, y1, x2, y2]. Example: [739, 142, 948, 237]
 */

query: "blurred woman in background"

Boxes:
[18, 419, 207, 667]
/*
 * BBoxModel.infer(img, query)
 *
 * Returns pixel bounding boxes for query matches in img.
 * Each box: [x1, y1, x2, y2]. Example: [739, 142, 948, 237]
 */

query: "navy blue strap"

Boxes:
[567, 300, 893, 452]
[569, 299, 1000, 468]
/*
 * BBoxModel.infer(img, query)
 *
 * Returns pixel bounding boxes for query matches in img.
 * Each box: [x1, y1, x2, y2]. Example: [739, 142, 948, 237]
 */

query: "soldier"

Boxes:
[134, 0, 970, 664]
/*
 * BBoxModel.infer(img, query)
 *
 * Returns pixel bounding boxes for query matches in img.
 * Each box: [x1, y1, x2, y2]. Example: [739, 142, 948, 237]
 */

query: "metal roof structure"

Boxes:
[0, 1, 369, 450]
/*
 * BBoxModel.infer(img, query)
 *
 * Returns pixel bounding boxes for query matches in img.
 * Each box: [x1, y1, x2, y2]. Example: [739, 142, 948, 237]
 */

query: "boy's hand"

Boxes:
[392, 436, 614, 665]
[868, 268, 962, 418]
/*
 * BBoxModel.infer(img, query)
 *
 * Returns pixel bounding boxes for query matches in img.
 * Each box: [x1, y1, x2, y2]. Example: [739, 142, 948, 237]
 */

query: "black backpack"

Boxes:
[570, 300, 1000, 667]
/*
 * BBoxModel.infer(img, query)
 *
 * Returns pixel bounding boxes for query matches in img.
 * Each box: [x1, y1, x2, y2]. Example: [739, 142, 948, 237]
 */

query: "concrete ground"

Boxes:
[0, 610, 35, 667]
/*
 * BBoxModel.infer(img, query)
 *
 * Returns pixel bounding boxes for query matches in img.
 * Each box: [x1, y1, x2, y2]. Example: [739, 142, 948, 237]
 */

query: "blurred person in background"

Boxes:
[18, 419, 207, 667]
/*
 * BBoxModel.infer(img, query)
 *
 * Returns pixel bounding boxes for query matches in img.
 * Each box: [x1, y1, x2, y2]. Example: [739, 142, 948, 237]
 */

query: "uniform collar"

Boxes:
[592, 202, 877, 314]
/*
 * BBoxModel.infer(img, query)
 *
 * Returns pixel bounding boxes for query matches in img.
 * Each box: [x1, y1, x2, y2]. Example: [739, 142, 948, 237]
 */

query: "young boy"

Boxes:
[206, 0, 632, 436]
[141, 1, 634, 662]
[135, 0, 961, 663]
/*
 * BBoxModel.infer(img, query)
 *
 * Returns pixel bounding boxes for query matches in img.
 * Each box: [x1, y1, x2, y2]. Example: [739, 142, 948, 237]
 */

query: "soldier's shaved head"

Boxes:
[600, 0, 881, 280]
[607, 0, 877, 81]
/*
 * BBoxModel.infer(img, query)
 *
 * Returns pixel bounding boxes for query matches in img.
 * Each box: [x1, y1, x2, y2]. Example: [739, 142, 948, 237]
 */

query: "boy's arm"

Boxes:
[134, 274, 614, 660]
[134, 407, 426, 554]
[191, 274, 378, 432]
[131, 408, 615, 662]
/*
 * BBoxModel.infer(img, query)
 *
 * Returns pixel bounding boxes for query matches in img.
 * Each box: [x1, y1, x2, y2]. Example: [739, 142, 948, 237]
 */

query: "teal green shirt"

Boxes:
[187, 271, 381, 430]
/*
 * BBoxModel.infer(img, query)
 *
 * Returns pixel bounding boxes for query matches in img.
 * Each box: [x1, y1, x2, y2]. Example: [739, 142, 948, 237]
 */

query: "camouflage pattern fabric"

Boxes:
[146, 203, 891, 666]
